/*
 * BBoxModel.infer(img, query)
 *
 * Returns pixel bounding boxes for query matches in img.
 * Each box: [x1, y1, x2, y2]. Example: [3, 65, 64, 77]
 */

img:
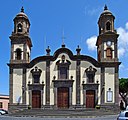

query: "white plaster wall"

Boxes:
[50, 53, 76, 105]
[26, 62, 46, 105]
[81, 61, 101, 105]
[14, 44, 24, 60]
[69, 61, 76, 105]
[26, 45, 30, 60]
[13, 69, 23, 104]
[104, 68, 115, 103]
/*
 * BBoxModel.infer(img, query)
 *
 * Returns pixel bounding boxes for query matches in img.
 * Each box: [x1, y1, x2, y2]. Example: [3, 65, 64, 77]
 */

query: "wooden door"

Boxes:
[32, 90, 41, 108]
[86, 90, 95, 108]
[57, 87, 69, 108]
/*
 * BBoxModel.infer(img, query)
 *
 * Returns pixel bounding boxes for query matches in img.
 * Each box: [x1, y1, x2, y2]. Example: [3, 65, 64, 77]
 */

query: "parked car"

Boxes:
[0, 109, 8, 115]
[117, 110, 128, 120]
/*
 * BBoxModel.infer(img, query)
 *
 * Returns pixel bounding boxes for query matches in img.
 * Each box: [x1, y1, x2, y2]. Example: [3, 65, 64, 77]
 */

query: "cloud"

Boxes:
[84, 6, 101, 16]
[118, 48, 125, 58]
[117, 23, 128, 57]
[86, 22, 128, 58]
[86, 36, 97, 51]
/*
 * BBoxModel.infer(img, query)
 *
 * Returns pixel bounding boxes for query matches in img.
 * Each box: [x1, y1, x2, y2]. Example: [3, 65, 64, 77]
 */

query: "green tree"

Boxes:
[119, 78, 128, 106]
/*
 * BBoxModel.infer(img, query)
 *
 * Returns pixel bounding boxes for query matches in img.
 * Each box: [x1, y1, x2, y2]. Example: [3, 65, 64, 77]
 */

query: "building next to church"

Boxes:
[8, 5, 121, 111]
[0, 94, 9, 110]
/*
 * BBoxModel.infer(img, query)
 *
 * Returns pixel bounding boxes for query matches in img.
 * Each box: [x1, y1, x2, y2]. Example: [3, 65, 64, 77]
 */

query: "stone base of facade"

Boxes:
[100, 103, 119, 111]
[9, 104, 28, 113]
[9, 103, 119, 112]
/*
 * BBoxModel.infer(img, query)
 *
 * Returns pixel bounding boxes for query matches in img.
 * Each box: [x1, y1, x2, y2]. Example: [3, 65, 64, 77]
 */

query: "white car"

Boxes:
[0, 109, 8, 115]
[117, 110, 128, 120]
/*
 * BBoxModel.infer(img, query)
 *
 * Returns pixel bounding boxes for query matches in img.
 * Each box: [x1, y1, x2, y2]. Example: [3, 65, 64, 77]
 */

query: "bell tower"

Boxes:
[96, 5, 119, 62]
[10, 7, 32, 63]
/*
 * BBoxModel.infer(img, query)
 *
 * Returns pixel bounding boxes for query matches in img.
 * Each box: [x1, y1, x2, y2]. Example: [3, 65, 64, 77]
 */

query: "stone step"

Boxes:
[9, 108, 118, 117]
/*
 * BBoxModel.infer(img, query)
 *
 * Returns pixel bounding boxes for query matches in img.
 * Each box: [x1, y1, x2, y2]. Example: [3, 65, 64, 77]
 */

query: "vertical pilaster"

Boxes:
[22, 68, 26, 104]
[76, 60, 81, 105]
[9, 68, 13, 104]
[41, 90, 43, 107]
[115, 66, 119, 104]
[69, 87, 72, 107]
[46, 60, 50, 105]
[101, 67, 105, 104]
[114, 41, 118, 59]
[23, 43, 27, 62]
[11, 44, 14, 61]
[54, 88, 57, 108]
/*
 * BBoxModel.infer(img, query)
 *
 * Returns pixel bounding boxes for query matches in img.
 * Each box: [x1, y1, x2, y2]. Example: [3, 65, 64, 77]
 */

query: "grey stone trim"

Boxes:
[9, 104, 28, 112]
[101, 67, 105, 104]
[69, 87, 73, 107]
[83, 83, 99, 90]
[82, 83, 99, 107]
[22, 68, 26, 104]
[28, 90, 32, 106]
[28, 83, 44, 90]
[10, 35, 32, 48]
[54, 88, 57, 108]
[9, 68, 13, 104]
[11, 44, 14, 60]
[76, 60, 81, 105]
[114, 41, 118, 58]
[52, 80, 74, 88]
[46, 60, 50, 105]
[23, 43, 27, 61]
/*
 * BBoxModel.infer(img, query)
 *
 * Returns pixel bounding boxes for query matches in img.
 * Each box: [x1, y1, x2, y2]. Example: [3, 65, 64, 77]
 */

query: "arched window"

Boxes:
[85, 66, 97, 83]
[56, 56, 71, 80]
[106, 48, 112, 59]
[106, 22, 111, 31]
[16, 48, 22, 60]
[17, 23, 22, 32]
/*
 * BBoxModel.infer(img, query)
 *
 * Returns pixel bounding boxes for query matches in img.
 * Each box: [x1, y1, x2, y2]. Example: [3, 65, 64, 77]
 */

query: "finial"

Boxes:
[76, 45, 81, 55]
[21, 6, 24, 13]
[46, 46, 51, 56]
[104, 4, 108, 11]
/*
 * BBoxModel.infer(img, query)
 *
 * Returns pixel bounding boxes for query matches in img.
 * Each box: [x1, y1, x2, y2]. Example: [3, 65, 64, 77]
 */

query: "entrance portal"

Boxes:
[86, 90, 95, 108]
[57, 87, 69, 108]
[32, 90, 41, 108]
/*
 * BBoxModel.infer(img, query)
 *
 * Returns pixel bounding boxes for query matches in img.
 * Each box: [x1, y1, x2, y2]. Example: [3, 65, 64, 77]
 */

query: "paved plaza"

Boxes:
[0, 115, 117, 120]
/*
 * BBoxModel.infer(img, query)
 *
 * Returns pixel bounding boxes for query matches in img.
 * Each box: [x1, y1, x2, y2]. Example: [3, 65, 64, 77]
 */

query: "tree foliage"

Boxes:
[119, 78, 128, 105]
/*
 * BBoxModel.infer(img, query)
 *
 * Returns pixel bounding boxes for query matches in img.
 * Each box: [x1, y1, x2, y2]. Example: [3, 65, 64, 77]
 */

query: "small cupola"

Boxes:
[13, 7, 30, 35]
[98, 5, 115, 34]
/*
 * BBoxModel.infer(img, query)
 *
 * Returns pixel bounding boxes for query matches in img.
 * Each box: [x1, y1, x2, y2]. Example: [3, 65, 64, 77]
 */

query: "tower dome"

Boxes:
[100, 5, 115, 18]
[13, 7, 30, 35]
[98, 5, 115, 34]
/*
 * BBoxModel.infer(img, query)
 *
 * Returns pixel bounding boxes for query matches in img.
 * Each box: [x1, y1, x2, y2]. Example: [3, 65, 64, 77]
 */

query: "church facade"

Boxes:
[8, 6, 121, 111]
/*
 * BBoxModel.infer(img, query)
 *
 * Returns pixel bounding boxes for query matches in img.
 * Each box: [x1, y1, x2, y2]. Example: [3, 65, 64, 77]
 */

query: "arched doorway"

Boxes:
[57, 87, 69, 108]
[32, 90, 41, 108]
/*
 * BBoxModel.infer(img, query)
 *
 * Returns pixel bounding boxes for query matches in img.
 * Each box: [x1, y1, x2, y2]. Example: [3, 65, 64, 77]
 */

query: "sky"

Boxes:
[0, 0, 128, 95]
